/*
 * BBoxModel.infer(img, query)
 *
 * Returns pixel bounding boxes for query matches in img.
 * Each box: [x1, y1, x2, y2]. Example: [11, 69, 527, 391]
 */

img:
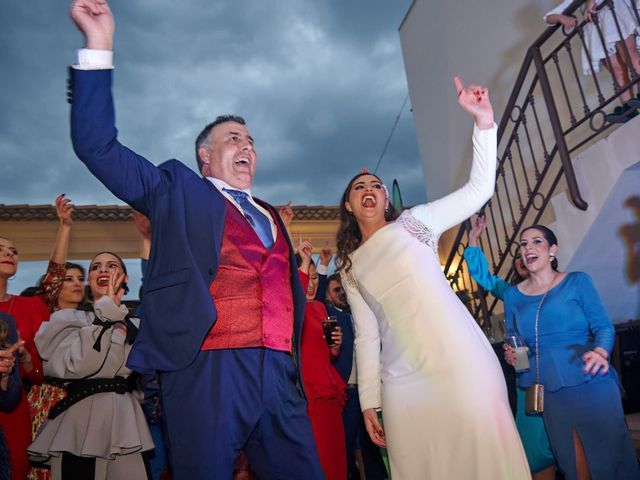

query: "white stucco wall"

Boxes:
[400, 0, 559, 200]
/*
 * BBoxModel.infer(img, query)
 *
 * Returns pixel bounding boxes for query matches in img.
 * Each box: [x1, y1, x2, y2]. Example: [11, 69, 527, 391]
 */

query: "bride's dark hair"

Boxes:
[335, 172, 400, 275]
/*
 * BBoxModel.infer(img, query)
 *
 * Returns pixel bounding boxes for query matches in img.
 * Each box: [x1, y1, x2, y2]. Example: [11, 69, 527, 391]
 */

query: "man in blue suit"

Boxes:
[69, 1, 324, 478]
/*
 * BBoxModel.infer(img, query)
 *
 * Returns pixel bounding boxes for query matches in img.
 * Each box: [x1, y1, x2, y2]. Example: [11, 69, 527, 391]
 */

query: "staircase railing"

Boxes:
[442, 0, 640, 332]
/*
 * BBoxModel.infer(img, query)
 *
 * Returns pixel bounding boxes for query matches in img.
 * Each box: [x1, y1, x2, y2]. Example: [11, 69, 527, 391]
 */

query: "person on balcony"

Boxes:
[335, 77, 531, 479]
[504, 224, 640, 479]
[545, 0, 640, 123]
[464, 215, 557, 480]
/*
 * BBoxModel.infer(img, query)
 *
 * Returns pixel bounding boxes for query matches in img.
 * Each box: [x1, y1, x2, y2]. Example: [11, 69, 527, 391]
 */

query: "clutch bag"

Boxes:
[525, 383, 544, 414]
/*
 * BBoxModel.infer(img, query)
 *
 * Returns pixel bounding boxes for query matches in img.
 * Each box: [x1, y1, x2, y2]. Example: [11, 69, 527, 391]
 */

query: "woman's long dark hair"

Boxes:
[335, 172, 400, 275]
[511, 254, 526, 284]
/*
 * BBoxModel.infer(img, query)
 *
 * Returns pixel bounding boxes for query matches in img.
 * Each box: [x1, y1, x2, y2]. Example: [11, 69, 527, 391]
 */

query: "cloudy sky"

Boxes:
[0, 0, 423, 208]
[1, 0, 423, 295]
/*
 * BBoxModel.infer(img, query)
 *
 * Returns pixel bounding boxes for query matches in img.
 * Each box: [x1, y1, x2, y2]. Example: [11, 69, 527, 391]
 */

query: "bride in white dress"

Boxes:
[336, 77, 531, 479]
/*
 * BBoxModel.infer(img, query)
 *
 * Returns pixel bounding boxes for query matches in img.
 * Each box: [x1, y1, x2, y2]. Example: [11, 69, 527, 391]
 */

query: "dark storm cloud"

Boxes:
[0, 0, 424, 209]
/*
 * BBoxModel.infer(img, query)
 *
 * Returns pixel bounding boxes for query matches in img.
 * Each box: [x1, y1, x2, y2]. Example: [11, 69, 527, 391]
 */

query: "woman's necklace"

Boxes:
[527, 271, 559, 296]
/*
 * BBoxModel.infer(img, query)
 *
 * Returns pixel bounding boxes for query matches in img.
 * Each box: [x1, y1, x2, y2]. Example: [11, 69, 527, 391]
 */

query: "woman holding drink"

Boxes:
[507, 335, 530, 371]
[335, 77, 530, 479]
[296, 239, 347, 480]
[504, 225, 639, 479]
[465, 215, 556, 479]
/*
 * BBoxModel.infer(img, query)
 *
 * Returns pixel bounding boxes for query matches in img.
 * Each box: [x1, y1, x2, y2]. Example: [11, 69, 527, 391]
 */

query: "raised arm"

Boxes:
[464, 247, 511, 301]
[69, 0, 168, 215]
[296, 235, 313, 281]
[543, 1, 575, 25]
[410, 77, 497, 237]
[277, 202, 294, 231]
[39, 195, 75, 311]
[70, 0, 114, 50]
[316, 243, 332, 302]
[131, 211, 151, 262]
[464, 215, 511, 300]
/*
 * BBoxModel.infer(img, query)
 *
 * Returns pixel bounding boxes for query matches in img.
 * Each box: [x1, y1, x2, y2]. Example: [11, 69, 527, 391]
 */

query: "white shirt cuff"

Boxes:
[317, 264, 328, 275]
[74, 49, 114, 70]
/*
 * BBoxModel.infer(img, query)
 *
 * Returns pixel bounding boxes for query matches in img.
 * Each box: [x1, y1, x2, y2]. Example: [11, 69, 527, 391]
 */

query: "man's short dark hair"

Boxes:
[194, 115, 246, 173]
[327, 273, 342, 285]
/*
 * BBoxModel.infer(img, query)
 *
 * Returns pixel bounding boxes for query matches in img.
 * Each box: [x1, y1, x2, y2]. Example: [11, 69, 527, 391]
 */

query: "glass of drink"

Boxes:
[505, 334, 530, 372]
[322, 316, 338, 347]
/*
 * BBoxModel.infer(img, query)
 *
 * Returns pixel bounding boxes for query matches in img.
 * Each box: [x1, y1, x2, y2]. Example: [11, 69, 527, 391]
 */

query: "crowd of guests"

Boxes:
[3, 205, 637, 479]
[0, 195, 390, 480]
[3, 211, 639, 480]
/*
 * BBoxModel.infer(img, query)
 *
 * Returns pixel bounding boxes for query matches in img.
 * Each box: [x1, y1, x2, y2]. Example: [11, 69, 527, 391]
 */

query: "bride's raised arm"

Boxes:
[410, 76, 497, 238]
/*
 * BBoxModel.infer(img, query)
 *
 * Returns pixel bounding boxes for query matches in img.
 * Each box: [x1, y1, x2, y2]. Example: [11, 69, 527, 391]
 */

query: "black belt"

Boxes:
[48, 375, 136, 420]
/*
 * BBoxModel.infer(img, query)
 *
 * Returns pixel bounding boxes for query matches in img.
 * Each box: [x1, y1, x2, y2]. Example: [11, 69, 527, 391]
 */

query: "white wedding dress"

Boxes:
[342, 125, 531, 479]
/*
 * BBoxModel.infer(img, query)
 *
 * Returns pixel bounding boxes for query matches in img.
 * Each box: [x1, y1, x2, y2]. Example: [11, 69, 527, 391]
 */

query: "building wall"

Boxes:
[399, 0, 557, 201]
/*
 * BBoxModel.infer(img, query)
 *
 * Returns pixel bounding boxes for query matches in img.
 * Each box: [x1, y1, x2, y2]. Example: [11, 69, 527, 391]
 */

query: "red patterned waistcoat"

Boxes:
[201, 199, 294, 352]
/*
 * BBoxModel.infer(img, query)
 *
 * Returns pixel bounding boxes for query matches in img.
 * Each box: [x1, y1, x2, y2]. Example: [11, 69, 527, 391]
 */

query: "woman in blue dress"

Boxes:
[464, 215, 557, 480]
[504, 224, 639, 480]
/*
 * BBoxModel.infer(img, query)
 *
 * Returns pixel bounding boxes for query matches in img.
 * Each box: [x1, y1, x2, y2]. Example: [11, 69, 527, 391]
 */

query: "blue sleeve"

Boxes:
[141, 258, 148, 283]
[70, 69, 167, 216]
[134, 259, 150, 317]
[316, 273, 328, 302]
[463, 246, 511, 301]
[0, 363, 22, 412]
[504, 288, 516, 334]
[576, 273, 615, 353]
[0, 314, 22, 412]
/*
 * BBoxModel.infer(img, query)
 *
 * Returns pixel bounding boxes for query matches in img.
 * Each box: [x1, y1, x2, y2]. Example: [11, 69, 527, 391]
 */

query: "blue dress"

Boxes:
[504, 272, 640, 480]
[464, 246, 555, 473]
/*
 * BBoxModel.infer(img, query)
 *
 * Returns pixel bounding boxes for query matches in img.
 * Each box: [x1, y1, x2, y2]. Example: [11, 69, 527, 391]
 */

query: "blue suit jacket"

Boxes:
[69, 69, 307, 378]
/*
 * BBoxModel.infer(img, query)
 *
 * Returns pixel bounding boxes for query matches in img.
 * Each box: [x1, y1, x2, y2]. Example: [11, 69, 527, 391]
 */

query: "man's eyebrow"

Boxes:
[228, 131, 254, 144]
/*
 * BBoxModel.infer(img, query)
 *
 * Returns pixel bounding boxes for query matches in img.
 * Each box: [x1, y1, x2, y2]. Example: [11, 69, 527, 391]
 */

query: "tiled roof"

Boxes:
[0, 204, 340, 222]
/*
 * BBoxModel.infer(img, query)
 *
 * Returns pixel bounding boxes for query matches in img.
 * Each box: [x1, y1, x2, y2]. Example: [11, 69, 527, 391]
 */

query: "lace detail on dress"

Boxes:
[342, 211, 438, 289]
[396, 210, 439, 254]
[342, 268, 359, 289]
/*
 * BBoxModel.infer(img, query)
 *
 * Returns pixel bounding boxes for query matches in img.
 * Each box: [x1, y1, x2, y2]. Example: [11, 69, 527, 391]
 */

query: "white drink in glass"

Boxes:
[514, 346, 530, 371]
